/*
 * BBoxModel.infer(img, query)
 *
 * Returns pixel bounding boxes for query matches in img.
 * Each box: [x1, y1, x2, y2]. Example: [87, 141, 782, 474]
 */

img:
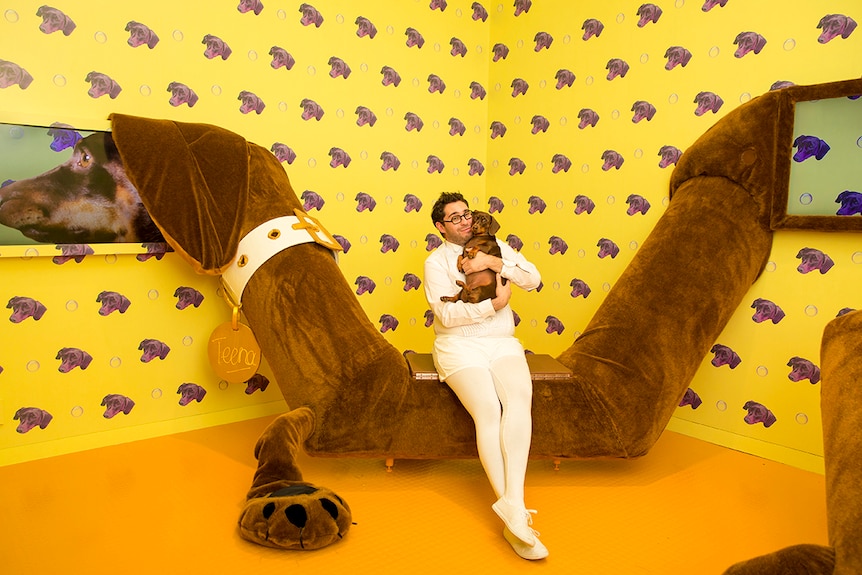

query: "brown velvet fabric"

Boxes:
[669, 77, 862, 233]
[109, 104, 772, 460]
[106, 78, 855, 463]
[238, 407, 353, 550]
[723, 544, 835, 575]
[110, 116, 249, 275]
[771, 79, 862, 232]
[552, 175, 772, 458]
[821, 310, 862, 575]
[110, 113, 478, 459]
[246, 406, 314, 498]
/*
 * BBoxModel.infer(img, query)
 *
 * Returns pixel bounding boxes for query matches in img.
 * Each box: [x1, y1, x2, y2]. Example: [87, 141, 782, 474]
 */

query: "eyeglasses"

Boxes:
[442, 210, 473, 225]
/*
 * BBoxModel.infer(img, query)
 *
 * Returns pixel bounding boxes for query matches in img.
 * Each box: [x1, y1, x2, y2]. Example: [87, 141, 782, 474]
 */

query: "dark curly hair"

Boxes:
[431, 192, 468, 225]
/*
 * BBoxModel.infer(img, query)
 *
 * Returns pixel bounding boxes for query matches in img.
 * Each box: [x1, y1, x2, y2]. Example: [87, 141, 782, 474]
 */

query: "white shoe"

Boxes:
[503, 527, 549, 560]
[492, 498, 538, 546]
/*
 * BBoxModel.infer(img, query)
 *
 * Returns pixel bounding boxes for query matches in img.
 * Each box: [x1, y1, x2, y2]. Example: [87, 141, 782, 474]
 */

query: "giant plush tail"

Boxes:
[723, 544, 835, 575]
[719, 309, 862, 574]
[821, 310, 862, 574]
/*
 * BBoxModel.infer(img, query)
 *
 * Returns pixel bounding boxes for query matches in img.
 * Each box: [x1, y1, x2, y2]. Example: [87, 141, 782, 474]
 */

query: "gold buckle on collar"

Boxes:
[291, 208, 343, 252]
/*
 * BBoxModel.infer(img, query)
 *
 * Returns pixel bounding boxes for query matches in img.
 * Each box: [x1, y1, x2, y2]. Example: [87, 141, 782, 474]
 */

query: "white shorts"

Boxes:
[432, 335, 526, 381]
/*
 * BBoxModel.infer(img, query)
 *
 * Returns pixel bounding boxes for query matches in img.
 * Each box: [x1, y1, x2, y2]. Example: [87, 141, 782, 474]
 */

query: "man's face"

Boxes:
[436, 201, 472, 246]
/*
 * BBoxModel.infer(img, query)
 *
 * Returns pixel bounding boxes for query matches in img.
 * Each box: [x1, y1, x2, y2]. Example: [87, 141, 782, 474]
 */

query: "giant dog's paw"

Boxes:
[238, 482, 352, 550]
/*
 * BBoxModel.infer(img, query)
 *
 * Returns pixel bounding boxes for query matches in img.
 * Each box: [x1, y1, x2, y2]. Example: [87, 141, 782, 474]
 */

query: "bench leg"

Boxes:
[385, 458, 394, 472]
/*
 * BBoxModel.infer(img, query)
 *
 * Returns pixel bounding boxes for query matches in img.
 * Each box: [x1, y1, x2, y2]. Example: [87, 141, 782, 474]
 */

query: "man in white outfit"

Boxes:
[423, 192, 547, 560]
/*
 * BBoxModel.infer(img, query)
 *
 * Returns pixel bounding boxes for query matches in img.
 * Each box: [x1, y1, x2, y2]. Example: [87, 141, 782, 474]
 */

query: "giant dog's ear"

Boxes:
[109, 113, 249, 275]
[488, 214, 500, 236]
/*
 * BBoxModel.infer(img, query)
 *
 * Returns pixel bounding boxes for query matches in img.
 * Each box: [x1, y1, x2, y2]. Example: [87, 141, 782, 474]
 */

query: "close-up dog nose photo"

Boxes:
[1, 1, 861, 574]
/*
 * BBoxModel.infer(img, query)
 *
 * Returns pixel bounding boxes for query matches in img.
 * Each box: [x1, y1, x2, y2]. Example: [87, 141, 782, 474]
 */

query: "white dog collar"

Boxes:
[221, 209, 341, 304]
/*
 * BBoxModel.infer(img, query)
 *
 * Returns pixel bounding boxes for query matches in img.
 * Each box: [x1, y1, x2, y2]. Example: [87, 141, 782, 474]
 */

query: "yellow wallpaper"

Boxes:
[0, 0, 860, 470]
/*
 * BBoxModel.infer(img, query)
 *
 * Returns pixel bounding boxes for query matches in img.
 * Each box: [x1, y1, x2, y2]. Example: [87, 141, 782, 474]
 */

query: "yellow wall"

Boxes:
[1, 0, 860, 470]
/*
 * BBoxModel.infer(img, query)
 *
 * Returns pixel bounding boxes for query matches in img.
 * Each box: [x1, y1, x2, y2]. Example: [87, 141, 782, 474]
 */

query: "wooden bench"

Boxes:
[389, 352, 574, 471]
[405, 352, 574, 384]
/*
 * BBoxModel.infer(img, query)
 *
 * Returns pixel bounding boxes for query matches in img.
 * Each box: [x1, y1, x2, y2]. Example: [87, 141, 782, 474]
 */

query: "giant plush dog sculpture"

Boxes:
[107, 77, 862, 556]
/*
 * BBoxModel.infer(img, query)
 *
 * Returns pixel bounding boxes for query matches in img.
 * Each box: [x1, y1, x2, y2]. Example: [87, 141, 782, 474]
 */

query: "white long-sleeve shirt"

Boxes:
[424, 238, 541, 337]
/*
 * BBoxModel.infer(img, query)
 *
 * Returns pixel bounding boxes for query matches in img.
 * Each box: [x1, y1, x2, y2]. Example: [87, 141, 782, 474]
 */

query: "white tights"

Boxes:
[444, 355, 533, 504]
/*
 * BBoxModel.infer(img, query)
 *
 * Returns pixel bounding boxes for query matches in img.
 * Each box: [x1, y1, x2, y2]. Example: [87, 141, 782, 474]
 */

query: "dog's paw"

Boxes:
[238, 483, 352, 550]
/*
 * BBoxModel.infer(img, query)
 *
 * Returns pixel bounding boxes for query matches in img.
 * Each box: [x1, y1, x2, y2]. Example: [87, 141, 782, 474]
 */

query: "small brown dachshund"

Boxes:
[441, 211, 505, 304]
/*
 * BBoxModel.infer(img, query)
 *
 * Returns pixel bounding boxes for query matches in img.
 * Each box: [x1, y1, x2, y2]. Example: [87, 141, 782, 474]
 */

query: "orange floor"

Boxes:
[1, 415, 827, 575]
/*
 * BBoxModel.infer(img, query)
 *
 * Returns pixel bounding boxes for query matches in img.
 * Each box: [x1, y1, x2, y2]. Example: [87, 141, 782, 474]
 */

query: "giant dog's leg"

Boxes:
[540, 83, 787, 457]
[238, 406, 354, 549]
[108, 114, 479, 459]
[237, 238, 480, 457]
[546, 78, 862, 458]
[538, 176, 773, 457]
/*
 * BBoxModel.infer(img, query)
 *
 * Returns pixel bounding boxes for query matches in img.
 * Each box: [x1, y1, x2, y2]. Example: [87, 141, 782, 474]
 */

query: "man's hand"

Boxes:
[491, 273, 511, 311]
[461, 251, 503, 275]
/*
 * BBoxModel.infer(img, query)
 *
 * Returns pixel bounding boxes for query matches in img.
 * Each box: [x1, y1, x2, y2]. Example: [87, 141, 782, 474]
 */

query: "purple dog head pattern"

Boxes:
[4, 0, 861, 464]
[178, 383, 207, 406]
[751, 298, 785, 324]
[7, 296, 47, 323]
[126, 21, 159, 49]
[574, 195, 596, 215]
[245, 373, 270, 395]
[570, 279, 591, 298]
[711, 344, 741, 369]
[796, 248, 834, 274]
[174, 287, 204, 310]
[53, 244, 95, 264]
[836, 191, 862, 216]
[793, 135, 831, 162]
[97, 291, 131, 315]
[14, 407, 53, 433]
[37, 6, 76, 36]
[679, 389, 702, 409]
[787, 356, 821, 384]
[101, 394, 135, 418]
[817, 14, 857, 43]
[743, 401, 777, 428]
[139, 339, 170, 362]
[545, 315, 564, 335]
[56, 347, 93, 372]
[136, 243, 170, 262]
[46, 123, 82, 151]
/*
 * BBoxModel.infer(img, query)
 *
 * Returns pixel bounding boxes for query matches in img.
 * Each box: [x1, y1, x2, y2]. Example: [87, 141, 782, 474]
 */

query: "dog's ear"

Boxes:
[488, 214, 500, 235]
